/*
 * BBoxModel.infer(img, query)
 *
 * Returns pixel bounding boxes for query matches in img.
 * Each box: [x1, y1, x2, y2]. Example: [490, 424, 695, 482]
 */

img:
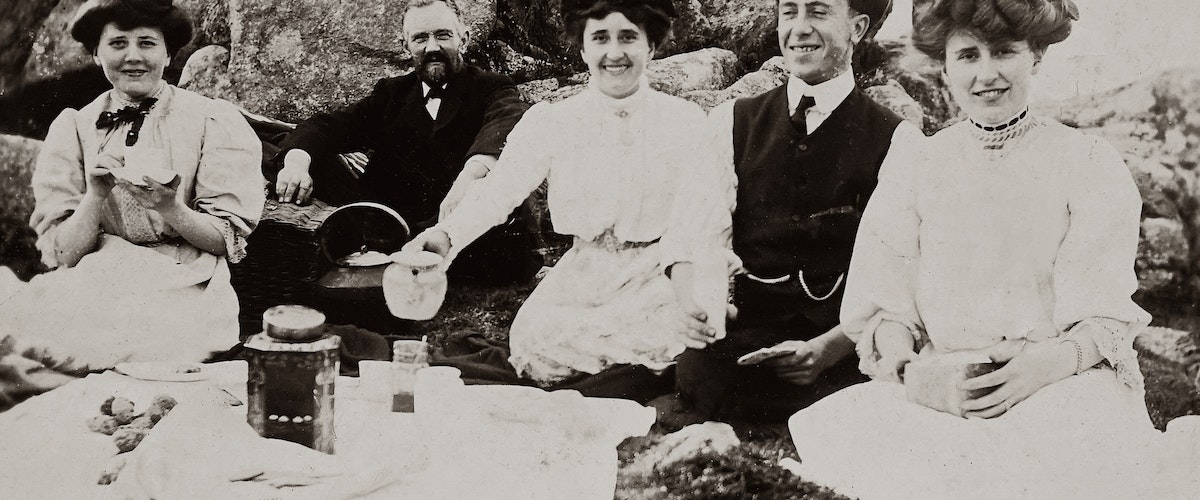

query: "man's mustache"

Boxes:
[421, 51, 450, 64]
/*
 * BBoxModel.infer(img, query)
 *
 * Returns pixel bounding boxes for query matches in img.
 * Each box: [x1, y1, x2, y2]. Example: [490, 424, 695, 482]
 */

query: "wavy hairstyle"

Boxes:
[912, 0, 1078, 60]
[70, 0, 193, 56]
[562, 0, 678, 49]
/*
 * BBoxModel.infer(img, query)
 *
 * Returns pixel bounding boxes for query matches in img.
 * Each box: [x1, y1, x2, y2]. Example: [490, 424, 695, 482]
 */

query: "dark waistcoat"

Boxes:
[732, 85, 902, 284]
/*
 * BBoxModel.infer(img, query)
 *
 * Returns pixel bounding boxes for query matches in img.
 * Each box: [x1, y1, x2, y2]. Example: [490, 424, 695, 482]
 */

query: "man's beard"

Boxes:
[417, 50, 462, 85]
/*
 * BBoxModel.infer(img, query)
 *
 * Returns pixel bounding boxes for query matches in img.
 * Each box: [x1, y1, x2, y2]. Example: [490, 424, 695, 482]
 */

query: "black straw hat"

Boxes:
[70, 0, 193, 55]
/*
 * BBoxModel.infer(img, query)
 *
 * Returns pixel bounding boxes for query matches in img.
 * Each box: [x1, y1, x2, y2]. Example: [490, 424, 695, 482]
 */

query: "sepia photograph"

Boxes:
[1, 0, 1198, 498]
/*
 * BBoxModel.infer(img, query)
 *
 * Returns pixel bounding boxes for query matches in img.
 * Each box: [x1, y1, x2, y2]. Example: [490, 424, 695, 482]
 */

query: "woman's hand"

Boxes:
[959, 340, 1076, 418]
[873, 321, 918, 383]
[85, 152, 122, 200]
[402, 229, 452, 258]
[117, 176, 182, 214]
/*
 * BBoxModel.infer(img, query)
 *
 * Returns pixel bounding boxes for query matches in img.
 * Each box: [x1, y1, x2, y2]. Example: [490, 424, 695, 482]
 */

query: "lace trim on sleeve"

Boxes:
[1074, 317, 1144, 393]
[218, 218, 248, 264]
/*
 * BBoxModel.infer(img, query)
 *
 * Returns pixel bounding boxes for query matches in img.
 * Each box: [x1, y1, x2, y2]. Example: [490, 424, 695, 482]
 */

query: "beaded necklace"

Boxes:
[967, 107, 1039, 161]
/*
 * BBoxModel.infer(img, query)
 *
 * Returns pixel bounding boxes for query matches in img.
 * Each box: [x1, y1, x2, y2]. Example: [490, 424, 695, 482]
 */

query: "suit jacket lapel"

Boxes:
[399, 80, 433, 129]
[432, 91, 462, 133]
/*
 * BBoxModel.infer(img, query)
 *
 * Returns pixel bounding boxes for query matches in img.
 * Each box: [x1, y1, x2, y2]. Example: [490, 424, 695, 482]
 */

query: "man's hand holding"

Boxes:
[276, 149, 315, 204]
[763, 328, 853, 386]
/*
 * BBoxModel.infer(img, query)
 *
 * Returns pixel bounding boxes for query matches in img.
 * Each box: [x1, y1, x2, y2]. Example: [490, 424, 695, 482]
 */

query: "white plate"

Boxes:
[114, 362, 208, 382]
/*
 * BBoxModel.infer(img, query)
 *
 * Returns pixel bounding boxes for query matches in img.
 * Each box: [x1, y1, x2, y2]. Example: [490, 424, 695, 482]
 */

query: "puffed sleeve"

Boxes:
[660, 100, 740, 273]
[29, 109, 86, 269]
[192, 101, 265, 263]
[436, 103, 552, 264]
[1053, 135, 1151, 389]
[840, 123, 928, 378]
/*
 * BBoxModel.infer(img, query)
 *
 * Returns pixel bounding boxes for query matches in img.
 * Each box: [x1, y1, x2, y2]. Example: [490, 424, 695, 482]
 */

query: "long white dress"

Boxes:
[0, 84, 264, 372]
[788, 114, 1200, 499]
[438, 79, 706, 384]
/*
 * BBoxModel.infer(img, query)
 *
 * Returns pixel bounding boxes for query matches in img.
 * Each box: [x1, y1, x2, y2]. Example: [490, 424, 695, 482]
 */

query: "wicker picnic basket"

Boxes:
[229, 198, 336, 338]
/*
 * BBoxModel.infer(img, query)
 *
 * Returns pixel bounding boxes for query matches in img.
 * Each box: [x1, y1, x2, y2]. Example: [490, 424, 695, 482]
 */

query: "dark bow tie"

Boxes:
[96, 98, 158, 146]
[425, 86, 446, 100]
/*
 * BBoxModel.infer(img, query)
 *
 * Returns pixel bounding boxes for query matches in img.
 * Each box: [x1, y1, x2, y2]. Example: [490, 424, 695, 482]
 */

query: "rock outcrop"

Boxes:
[0, 0, 59, 94]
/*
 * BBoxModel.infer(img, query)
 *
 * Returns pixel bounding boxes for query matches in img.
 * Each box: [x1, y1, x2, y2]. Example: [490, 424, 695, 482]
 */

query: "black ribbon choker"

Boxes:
[96, 98, 158, 146]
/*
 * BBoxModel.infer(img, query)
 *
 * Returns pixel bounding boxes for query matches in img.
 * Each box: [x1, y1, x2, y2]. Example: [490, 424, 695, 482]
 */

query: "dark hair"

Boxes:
[70, 0, 194, 56]
[562, 0, 677, 49]
[848, 0, 894, 39]
[912, 0, 1078, 60]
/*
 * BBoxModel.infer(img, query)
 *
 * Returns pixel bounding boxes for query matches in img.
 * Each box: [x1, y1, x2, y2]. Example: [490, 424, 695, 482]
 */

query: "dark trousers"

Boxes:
[431, 332, 675, 404]
[271, 153, 542, 285]
[676, 274, 868, 423]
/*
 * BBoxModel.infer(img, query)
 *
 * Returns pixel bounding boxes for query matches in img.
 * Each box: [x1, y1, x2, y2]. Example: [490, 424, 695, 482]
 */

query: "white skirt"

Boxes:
[508, 233, 685, 385]
[788, 369, 1200, 499]
[0, 235, 239, 371]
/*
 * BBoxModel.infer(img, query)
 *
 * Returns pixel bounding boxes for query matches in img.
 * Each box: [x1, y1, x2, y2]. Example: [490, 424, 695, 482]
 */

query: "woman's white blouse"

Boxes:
[30, 85, 264, 267]
[842, 117, 1151, 389]
[438, 82, 708, 255]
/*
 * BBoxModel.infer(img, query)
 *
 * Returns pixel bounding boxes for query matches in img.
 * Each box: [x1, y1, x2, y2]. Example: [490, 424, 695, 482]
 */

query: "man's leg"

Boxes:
[550, 365, 675, 404]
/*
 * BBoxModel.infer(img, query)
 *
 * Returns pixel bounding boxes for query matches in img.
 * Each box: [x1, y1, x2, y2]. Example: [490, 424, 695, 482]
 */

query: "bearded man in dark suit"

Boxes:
[273, 0, 540, 284]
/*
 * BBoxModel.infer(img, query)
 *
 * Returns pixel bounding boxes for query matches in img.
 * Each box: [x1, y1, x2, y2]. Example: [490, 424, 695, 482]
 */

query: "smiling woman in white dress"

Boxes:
[787, 0, 1200, 498]
[404, 0, 704, 396]
[0, 0, 264, 375]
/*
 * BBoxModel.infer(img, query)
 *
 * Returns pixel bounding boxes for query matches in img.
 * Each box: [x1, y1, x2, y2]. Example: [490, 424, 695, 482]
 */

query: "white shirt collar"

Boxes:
[421, 82, 446, 98]
[786, 70, 855, 115]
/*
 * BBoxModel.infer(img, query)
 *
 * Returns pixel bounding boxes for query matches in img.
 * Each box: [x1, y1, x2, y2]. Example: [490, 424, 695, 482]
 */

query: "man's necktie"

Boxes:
[790, 95, 817, 136]
[96, 98, 158, 147]
[425, 86, 446, 100]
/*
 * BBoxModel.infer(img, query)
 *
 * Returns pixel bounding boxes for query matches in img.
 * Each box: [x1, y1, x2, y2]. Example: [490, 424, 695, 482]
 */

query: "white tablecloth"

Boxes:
[0, 362, 655, 500]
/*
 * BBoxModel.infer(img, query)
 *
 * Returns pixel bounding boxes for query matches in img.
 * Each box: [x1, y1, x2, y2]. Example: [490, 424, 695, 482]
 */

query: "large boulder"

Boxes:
[226, 0, 496, 122]
[646, 47, 741, 96]
[179, 45, 232, 100]
[681, 55, 787, 111]
[0, 0, 59, 94]
[21, 0, 91, 85]
[665, 0, 778, 69]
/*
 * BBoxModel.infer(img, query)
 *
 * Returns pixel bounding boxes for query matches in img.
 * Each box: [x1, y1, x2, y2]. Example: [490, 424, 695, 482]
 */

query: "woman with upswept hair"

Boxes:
[785, 1, 1199, 497]
[403, 0, 707, 401]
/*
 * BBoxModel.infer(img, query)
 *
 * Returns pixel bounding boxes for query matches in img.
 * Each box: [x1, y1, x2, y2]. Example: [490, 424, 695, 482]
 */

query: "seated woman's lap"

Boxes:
[789, 369, 1156, 499]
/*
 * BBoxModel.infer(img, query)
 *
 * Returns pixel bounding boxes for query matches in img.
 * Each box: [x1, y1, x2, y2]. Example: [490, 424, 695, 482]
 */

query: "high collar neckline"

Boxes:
[111, 81, 167, 110]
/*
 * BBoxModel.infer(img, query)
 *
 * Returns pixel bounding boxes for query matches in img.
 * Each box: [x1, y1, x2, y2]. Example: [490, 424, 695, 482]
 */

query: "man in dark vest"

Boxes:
[271, 0, 540, 284]
[663, 0, 923, 424]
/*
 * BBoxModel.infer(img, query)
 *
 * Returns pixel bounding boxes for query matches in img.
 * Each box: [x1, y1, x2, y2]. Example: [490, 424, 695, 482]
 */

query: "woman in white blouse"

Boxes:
[787, 0, 1199, 498]
[0, 0, 263, 374]
[405, 0, 704, 394]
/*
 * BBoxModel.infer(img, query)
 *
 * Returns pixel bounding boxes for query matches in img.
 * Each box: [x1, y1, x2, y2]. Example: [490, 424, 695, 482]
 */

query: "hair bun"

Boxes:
[562, 0, 678, 19]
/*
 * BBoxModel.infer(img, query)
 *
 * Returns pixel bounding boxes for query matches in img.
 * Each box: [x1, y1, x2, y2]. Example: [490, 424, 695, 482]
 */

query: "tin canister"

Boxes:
[245, 305, 340, 454]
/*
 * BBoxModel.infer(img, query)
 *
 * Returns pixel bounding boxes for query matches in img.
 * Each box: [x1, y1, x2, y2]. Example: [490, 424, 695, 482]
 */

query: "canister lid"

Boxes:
[245, 332, 341, 352]
[263, 305, 326, 342]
